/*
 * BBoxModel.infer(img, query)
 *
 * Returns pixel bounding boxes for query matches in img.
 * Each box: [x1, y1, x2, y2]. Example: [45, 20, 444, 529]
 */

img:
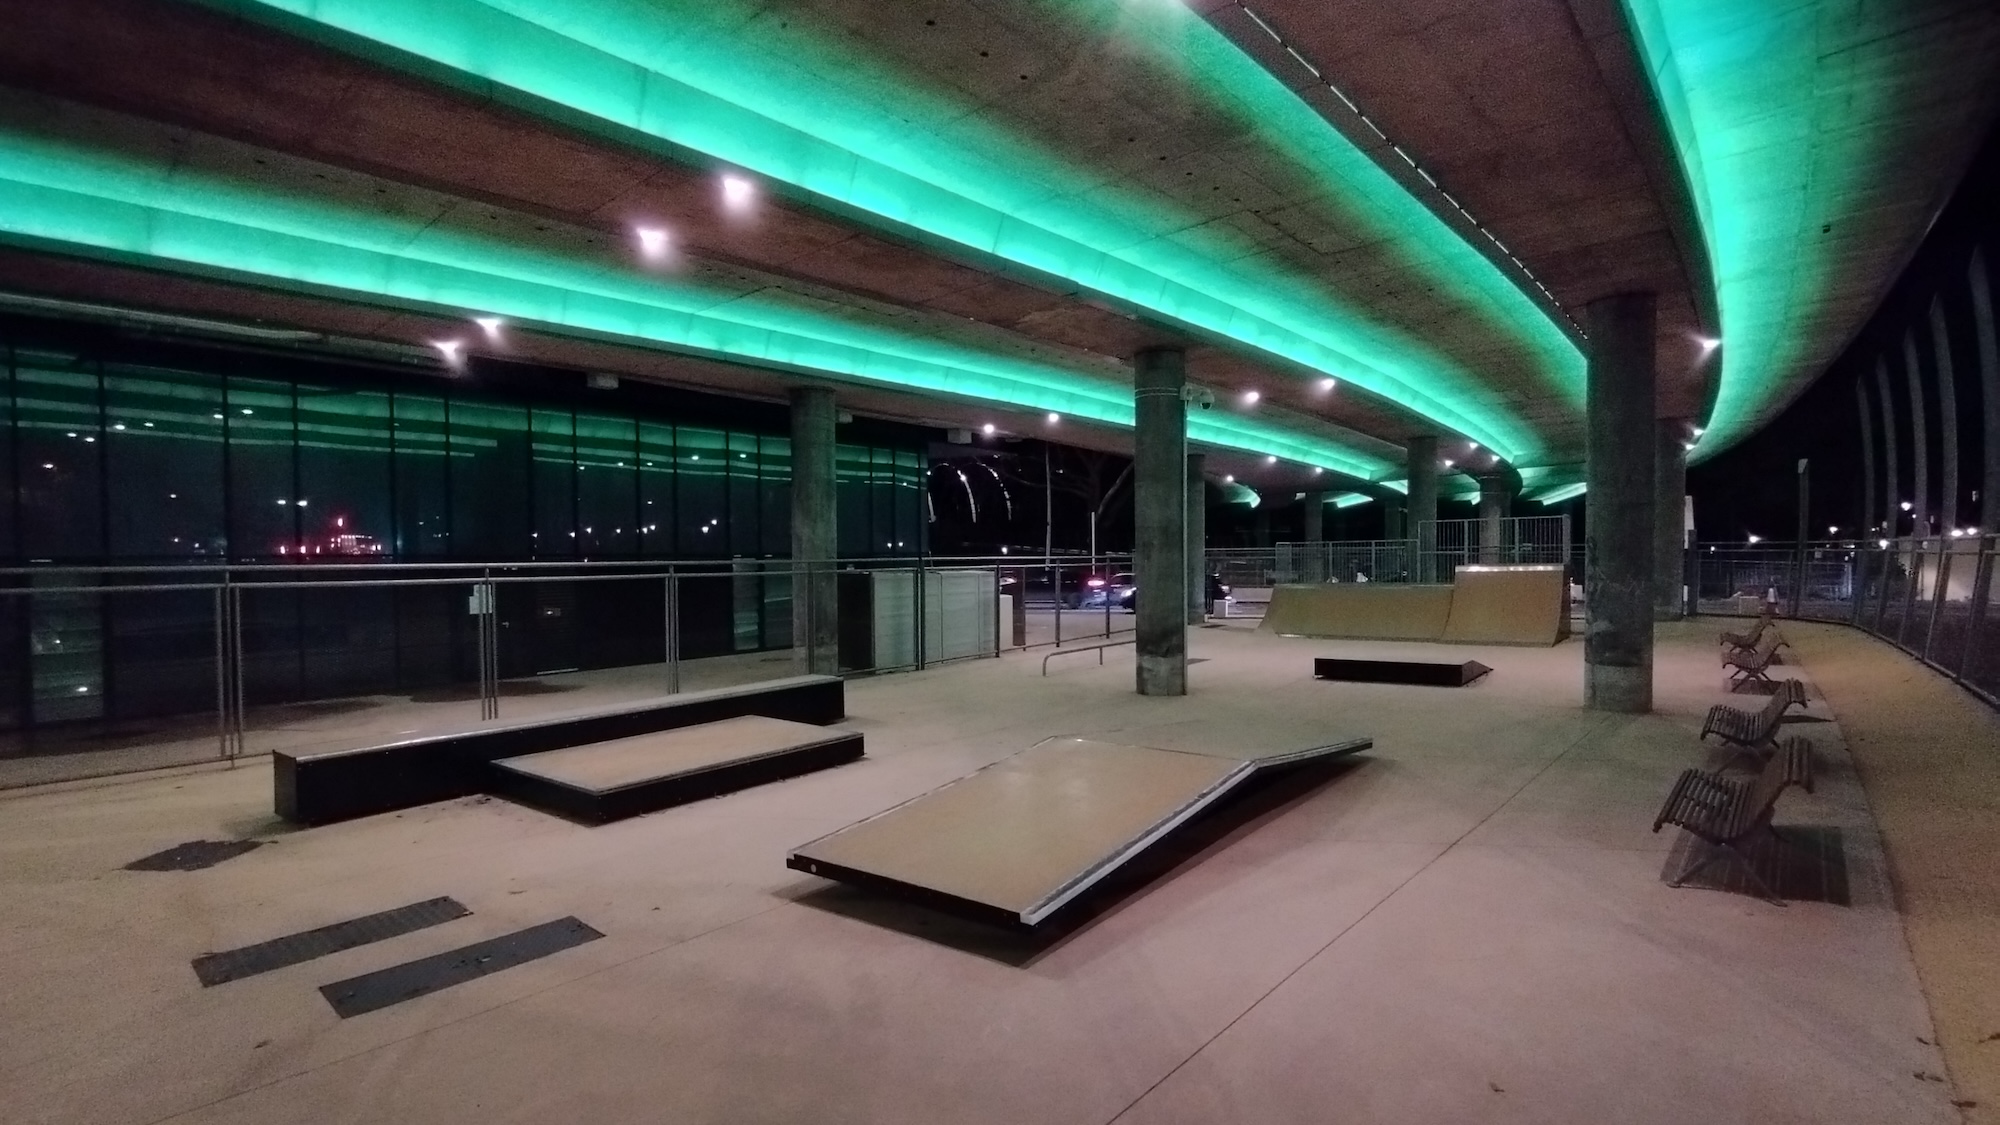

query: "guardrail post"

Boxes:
[1960, 537, 1994, 683]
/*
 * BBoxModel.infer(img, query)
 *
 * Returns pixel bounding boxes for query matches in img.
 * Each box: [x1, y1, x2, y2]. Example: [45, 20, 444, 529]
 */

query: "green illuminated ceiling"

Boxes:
[1620, 0, 1992, 457]
[205, 0, 1584, 464]
[0, 106, 1397, 479]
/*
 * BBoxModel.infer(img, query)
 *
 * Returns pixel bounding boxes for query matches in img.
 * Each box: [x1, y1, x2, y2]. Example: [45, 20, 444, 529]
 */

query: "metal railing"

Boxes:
[1693, 535, 2000, 709]
[1257, 515, 1572, 586]
[0, 551, 1145, 788]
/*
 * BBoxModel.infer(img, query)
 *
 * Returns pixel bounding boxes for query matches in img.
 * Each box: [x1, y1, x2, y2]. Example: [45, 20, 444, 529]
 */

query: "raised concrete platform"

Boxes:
[275, 675, 845, 825]
[489, 717, 863, 825]
[787, 735, 1371, 929]
[1313, 657, 1493, 686]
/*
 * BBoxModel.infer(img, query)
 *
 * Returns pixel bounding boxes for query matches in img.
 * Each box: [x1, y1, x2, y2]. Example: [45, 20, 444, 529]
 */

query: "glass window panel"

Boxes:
[728, 431, 759, 558]
[576, 412, 637, 558]
[0, 359, 14, 561]
[679, 426, 727, 556]
[392, 392, 450, 558]
[447, 398, 531, 559]
[531, 407, 575, 558]
[836, 443, 869, 559]
[759, 434, 791, 558]
[638, 421, 674, 558]
[297, 384, 392, 559]
[870, 447, 896, 556]
[897, 449, 926, 555]
[15, 355, 104, 560]
[225, 375, 297, 559]
[104, 367, 226, 561]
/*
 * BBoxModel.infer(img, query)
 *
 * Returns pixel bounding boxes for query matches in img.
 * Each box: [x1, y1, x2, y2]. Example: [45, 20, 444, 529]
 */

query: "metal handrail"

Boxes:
[1041, 635, 1135, 676]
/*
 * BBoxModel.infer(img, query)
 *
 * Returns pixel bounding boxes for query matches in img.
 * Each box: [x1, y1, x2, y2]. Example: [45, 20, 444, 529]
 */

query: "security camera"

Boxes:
[1179, 386, 1216, 410]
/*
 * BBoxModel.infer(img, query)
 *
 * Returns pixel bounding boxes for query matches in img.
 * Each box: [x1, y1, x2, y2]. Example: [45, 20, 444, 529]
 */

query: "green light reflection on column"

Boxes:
[1620, 0, 1899, 455]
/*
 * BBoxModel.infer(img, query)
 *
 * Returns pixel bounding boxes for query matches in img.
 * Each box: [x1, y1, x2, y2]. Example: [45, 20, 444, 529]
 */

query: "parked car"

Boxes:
[1118, 573, 1231, 613]
[1065, 571, 1136, 609]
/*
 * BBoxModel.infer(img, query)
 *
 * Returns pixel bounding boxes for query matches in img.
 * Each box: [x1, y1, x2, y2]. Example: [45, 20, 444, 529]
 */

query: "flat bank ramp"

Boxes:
[491, 716, 862, 823]
[787, 735, 1370, 928]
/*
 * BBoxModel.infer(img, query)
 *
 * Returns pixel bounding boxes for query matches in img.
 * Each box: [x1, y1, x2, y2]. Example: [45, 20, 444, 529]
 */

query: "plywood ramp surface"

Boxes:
[496, 716, 850, 793]
[1440, 568, 1568, 646]
[1261, 584, 1454, 641]
[790, 735, 1371, 926]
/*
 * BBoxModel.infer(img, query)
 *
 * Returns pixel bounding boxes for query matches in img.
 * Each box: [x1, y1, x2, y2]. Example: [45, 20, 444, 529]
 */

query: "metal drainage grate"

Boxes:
[319, 916, 604, 1018]
[192, 896, 472, 986]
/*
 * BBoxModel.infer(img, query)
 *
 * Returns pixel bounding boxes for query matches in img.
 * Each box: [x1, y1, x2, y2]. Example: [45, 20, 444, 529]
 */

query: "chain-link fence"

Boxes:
[1267, 515, 1571, 585]
[1694, 535, 1998, 708]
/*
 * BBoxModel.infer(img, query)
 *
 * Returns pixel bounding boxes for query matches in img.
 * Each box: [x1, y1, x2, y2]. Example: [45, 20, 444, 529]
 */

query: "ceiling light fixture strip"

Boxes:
[0, 157, 1394, 481]
[1232, 2, 1583, 337]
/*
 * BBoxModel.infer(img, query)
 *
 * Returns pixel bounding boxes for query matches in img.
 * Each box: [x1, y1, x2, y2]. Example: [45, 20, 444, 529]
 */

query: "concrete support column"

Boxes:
[1654, 420, 1689, 620]
[1302, 492, 1326, 583]
[1186, 454, 1207, 623]
[1303, 493, 1326, 542]
[1477, 477, 1507, 564]
[1406, 436, 1438, 582]
[1383, 500, 1405, 545]
[1134, 347, 1188, 696]
[1584, 293, 1657, 713]
[789, 386, 839, 674]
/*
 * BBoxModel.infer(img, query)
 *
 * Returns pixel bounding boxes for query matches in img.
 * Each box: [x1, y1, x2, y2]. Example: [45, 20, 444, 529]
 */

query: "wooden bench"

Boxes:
[1699, 678, 1807, 767]
[1721, 632, 1790, 688]
[1718, 612, 1774, 652]
[1653, 736, 1814, 904]
[275, 675, 846, 825]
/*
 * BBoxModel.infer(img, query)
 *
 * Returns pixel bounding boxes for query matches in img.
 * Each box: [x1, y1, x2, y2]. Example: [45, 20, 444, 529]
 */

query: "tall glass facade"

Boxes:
[0, 344, 926, 564]
[0, 331, 929, 734]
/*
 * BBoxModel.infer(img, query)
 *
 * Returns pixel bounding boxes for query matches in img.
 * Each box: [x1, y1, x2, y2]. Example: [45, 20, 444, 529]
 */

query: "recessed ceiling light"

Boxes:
[434, 339, 463, 362]
[474, 316, 504, 336]
[1242, 390, 1261, 405]
[636, 227, 670, 257]
[1046, 413, 1060, 424]
[722, 173, 755, 209]
[1223, 474, 1235, 483]
[1316, 378, 1336, 392]
[982, 422, 996, 435]
[1264, 455, 1277, 465]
